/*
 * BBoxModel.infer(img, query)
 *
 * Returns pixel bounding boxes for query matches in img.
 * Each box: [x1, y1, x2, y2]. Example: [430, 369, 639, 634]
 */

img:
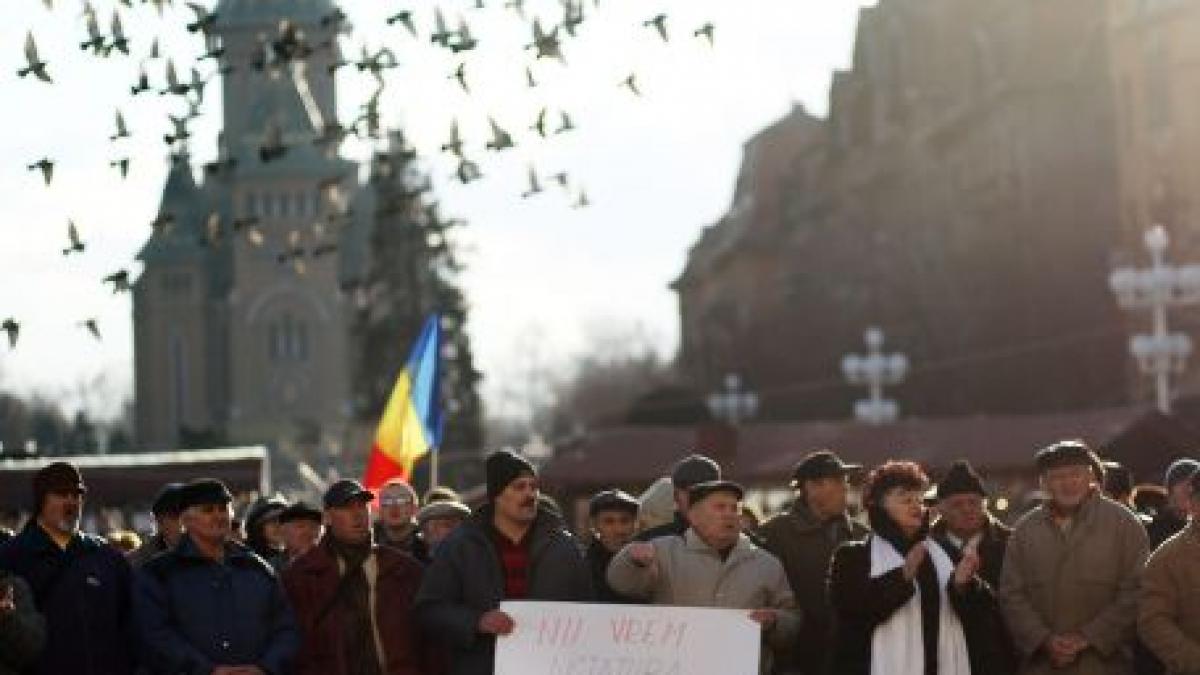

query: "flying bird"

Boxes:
[111, 110, 130, 140]
[620, 73, 641, 96]
[452, 17, 478, 52]
[431, 8, 455, 47]
[164, 114, 190, 145]
[27, 158, 54, 186]
[386, 10, 417, 36]
[486, 117, 514, 150]
[449, 62, 469, 93]
[110, 158, 130, 178]
[441, 120, 464, 157]
[504, 0, 526, 19]
[454, 158, 482, 184]
[80, 319, 101, 341]
[644, 14, 668, 42]
[694, 22, 715, 46]
[530, 107, 547, 137]
[1, 319, 18, 349]
[108, 11, 130, 55]
[185, 2, 217, 35]
[80, 7, 106, 54]
[130, 67, 151, 95]
[549, 171, 569, 188]
[521, 166, 543, 198]
[18, 32, 52, 83]
[63, 220, 85, 255]
[527, 19, 564, 62]
[572, 189, 591, 208]
[555, 110, 575, 134]
[103, 269, 131, 293]
[161, 59, 190, 96]
[525, 66, 537, 88]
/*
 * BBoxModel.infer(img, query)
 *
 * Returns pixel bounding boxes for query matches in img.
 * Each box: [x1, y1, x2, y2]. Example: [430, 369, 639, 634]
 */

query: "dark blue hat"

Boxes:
[323, 479, 374, 508]
[177, 479, 233, 509]
[151, 482, 187, 516]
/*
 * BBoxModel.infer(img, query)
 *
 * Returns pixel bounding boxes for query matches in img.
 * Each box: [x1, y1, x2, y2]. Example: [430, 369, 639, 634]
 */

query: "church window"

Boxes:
[269, 313, 310, 362]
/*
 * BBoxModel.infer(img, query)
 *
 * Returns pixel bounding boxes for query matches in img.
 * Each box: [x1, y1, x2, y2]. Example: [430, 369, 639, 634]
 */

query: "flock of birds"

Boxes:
[5, 0, 718, 351]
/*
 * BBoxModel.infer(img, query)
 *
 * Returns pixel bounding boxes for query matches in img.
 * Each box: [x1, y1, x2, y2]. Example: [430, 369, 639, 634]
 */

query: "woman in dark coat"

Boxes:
[829, 460, 1003, 675]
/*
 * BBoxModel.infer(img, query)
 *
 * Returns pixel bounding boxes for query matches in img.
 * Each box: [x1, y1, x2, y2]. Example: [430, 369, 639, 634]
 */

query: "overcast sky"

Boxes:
[0, 0, 868, 423]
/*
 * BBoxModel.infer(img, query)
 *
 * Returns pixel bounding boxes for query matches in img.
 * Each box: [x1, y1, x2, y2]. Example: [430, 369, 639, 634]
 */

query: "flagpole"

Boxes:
[430, 445, 440, 492]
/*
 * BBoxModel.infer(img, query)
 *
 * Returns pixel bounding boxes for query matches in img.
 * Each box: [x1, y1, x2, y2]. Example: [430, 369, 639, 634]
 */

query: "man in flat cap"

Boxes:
[609, 480, 798, 674]
[416, 500, 471, 563]
[416, 449, 592, 675]
[284, 479, 431, 675]
[0, 460, 136, 674]
[585, 489, 640, 603]
[635, 453, 722, 542]
[133, 478, 298, 675]
[758, 449, 867, 675]
[130, 482, 186, 568]
[279, 501, 323, 567]
[1148, 458, 1200, 550]
[999, 440, 1149, 674]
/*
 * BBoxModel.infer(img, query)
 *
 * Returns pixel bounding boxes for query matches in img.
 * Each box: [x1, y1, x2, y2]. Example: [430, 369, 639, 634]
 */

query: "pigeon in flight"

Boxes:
[110, 158, 130, 178]
[644, 14, 668, 42]
[531, 107, 547, 137]
[18, 32, 52, 83]
[620, 73, 641, 96]
[386, 10, 417, 36]
[80, 319, 102, 341]
[521, 165, 543, 198]
[441, 120, 464, 157]
[694, 22, 715, 46]
[63, 220, 85, 256]
[27, 158, 54, 186]
[103, 269, 131, 293]
[1, 319, 18, 349]
[111, 110, 130, 140]
[555, 110, 575, 134]
[486, 117, 514, 151]
[449, 62, 469, 93]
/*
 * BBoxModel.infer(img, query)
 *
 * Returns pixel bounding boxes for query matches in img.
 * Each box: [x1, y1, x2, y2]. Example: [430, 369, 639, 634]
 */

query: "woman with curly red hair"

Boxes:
[829, 460, 1002, 675]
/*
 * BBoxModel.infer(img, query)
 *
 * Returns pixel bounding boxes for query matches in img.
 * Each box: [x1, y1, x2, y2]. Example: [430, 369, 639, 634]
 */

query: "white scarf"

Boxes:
[869, 535, 971, 675]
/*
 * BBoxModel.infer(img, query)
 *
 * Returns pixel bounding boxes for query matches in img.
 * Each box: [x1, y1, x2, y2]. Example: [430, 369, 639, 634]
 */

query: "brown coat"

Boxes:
[998, 492, 1149, 675]
[282, 540, 434, 675]
[1138, 520, 1200, 674]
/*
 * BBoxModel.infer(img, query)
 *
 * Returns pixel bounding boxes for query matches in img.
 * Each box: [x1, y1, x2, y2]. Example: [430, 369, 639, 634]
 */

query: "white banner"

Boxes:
[494, 601, 760, 674]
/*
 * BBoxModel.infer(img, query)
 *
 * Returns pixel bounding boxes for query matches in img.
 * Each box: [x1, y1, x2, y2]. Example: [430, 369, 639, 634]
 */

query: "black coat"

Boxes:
[829, 536, 1005, 675]
[0, 521, 136, 675]
[585, 539, 637, 604]
[414, 505, 593, 675]
[133, 535, 299, 674]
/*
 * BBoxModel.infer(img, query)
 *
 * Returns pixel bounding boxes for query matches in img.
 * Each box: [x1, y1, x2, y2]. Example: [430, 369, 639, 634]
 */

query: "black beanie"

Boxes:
[32, 461, 86, 512]
[486, 450, 535, 500]
[936, 460, 987, 500]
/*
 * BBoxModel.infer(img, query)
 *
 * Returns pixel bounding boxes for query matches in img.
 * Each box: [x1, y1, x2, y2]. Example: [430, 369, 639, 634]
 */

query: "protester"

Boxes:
[0, 461, 136, 674]
[415, 449, 592, 674]
[999, 440, 1149, 673]
[375, 479, 427, 560]
[740, 503, 763, 532]
[283, 479, 431, 675]
[134, 478, 298, 674]
[930, 460, 1017, 674]
[584, 489, 640, 604]
[130, 482, 185, 567]
[634, 454, 721, 541]
[424, 486, 463, 505]
[759, 449, 868, 675]
[279, 501, 323, 566]
[1139, 469, 1200, 674]
[608, 480, 798, 674]
[245, 495, 289, 571]
[1148, 458, 1199, 550]
[829, 460, 999, 675]
[0, 568, 46, 675]
[415, 500, 471, 562]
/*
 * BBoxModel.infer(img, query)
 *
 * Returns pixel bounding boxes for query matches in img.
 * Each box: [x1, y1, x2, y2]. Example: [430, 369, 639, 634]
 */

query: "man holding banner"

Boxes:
[607, 479, 799, 674]
[415, 450, 593, 675]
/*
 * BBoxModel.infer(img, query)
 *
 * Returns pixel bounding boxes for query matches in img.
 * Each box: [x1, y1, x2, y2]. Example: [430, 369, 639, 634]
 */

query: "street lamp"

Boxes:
[706, 373, 759, 425]
[842, 326, 908, 425]
[1109, 224, 1200, 414]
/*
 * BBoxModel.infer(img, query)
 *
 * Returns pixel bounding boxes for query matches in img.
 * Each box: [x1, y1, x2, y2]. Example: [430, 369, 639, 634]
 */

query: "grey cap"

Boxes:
[416, 501, 471, 527]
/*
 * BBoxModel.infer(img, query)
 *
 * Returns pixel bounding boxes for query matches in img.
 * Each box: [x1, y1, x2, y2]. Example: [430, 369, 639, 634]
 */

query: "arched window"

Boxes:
[268, 313, 310, 362]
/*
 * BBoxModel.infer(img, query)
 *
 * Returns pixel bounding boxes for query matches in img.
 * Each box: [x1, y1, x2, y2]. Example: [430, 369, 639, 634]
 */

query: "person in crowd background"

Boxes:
[279, 501, 324, 567]
[0, 461, 136, 675]
[0, 566, 46, 675]
[130, 483, 185, 567]
[584, 489, 640, 604]
[415, 500, 471, 563]
[1148, 459, 1199, 550]
[635, 454, 722, 541]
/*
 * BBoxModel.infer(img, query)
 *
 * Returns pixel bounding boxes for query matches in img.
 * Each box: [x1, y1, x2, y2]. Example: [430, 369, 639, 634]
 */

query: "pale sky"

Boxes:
[0, 0, 868, 423]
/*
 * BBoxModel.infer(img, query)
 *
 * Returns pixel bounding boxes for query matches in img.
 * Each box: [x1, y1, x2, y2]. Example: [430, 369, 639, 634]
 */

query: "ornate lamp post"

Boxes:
[1109, 225, 1200, 414]
[842, 326, 908, 425]
[706, 373, 759, 425]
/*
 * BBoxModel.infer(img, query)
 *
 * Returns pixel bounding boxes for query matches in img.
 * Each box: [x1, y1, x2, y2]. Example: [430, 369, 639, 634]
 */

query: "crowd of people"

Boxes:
[0, 439, 1199, 674]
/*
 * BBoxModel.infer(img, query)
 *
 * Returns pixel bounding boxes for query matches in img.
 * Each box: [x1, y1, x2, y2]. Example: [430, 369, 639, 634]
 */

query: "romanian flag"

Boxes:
[363, 315, 443, 490]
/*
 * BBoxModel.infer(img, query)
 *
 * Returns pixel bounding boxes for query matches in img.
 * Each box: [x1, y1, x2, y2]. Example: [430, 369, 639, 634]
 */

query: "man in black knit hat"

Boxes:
[415, 449, 592, 675]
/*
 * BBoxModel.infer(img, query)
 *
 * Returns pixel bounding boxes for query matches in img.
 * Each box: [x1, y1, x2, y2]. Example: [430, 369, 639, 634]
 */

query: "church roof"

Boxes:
[214, 0, 336, 26]
[137, 154, 213, 265]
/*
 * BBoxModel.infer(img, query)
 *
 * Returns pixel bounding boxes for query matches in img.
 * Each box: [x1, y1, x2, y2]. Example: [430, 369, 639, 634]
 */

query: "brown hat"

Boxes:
[32, 461, 86, 511]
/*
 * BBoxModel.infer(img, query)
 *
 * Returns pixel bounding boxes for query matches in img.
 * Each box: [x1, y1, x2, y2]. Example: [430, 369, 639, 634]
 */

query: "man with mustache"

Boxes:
[416, 450, 592, 675]
[0, 461, 136, 674]
[284, 479, 430, 675]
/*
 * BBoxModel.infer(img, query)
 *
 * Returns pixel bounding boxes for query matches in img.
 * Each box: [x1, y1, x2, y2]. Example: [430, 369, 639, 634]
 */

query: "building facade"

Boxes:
[676, 0, 1154, 421]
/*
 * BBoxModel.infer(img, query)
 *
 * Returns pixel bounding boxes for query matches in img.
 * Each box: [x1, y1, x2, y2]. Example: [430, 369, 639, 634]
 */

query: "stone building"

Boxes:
[676, 0, 1143, 421]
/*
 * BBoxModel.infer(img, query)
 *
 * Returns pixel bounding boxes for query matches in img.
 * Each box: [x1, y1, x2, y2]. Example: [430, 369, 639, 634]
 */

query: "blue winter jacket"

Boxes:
[133, 534, 299, 675]
[0, 521, 136, 674]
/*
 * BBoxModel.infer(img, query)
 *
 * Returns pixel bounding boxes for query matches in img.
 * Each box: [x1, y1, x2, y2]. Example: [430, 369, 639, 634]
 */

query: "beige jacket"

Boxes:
[998, 492, 1149, 675]
[607, 529, 799, 673]
[1139, 520, 1200, 674]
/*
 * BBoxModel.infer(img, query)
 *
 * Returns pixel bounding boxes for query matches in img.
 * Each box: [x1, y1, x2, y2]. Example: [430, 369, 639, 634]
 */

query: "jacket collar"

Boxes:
[1039, 490, 1101, 527]
[174, 533, 255, 564]
[18, 518, 96, 555]
[787, 500, 854, 533]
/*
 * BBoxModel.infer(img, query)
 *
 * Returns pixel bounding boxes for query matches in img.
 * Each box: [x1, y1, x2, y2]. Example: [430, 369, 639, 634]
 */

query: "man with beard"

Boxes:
[584, 489, 640, 603]
[999, 441, 1149, 674]
[415, 450, 592, 675]
[134, 479, 298, 675]
[759, 450, 867, 675]
[0, 461, 136, 674]
[284, 480, 430, 675]
[130, 483, 185, 567]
